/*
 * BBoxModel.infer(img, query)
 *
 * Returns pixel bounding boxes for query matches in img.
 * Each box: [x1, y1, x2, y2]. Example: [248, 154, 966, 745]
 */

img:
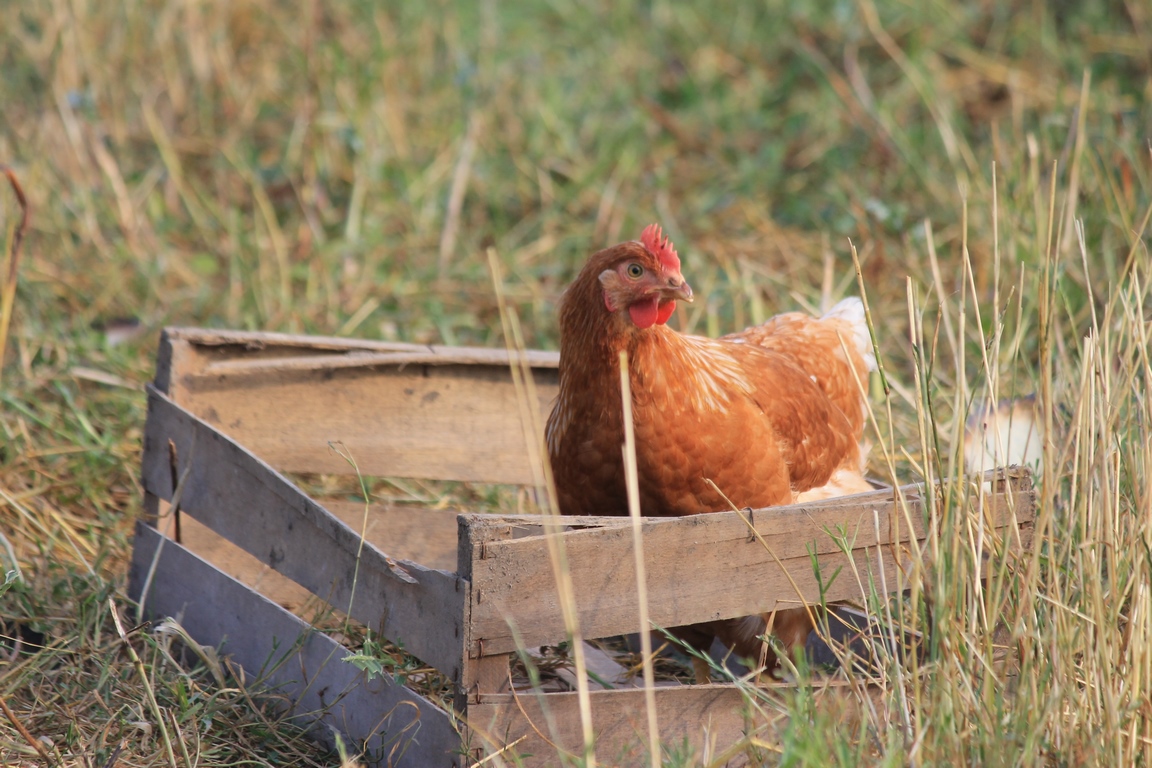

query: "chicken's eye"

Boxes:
[625, 263, 644, 279]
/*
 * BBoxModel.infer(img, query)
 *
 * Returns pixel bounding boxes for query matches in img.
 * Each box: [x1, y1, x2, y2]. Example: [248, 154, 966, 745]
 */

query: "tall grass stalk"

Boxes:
[619, 350, 662, 768]
[488, 247, 596, 766]
[0, 167, 28, 392]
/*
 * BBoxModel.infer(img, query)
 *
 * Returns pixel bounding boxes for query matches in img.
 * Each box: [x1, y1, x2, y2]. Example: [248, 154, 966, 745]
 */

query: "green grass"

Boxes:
[2, 0, 1150, 765]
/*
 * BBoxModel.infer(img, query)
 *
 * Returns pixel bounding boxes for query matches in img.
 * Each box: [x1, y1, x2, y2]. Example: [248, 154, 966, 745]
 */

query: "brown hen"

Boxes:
[545, 224, 875, 680]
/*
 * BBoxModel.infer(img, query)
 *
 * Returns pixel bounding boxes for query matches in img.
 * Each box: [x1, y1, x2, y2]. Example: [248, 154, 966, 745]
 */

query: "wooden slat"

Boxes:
[140, 385, 467, 680]
[466, 678, 884, 766]
[465, 684, 775, 766]
[159, 326, 560, 368]
[201, 350, 556, 376]
[154, 330, 559, 484]
[128, 522, 461, 768]
[466, 473, 1035, 655]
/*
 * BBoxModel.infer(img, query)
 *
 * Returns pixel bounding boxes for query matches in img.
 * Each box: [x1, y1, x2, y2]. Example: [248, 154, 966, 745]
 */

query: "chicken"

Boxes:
[545, 224, 876, 680]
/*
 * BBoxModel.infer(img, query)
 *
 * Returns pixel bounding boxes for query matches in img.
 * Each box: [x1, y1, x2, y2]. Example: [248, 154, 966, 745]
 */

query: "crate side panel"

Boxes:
[128, 521, 461, 767]
[475, 546, 894, 657]
[174, 362, 557, 485]
[465, 685, 754, 766]
[468, 481, 1032, 654]
[142, 385, 466, 679]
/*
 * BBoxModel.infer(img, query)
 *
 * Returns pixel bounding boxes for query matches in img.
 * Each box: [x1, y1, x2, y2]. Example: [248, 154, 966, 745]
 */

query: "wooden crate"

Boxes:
[128, 327, 1036, 767]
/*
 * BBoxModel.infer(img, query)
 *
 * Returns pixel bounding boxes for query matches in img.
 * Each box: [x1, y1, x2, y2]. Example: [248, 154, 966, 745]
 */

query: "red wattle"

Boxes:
[628, 298, 659, 328]
[656, 300, 676, 324]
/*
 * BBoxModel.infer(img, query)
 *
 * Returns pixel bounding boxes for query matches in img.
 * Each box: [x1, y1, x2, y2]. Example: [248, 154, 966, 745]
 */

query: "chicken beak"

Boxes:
[668, 276, 694, 303]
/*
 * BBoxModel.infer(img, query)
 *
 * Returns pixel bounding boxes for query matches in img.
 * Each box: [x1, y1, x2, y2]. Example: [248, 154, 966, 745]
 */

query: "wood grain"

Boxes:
[128, 522, 462, 767]
[159, 326, 561, 367]
[465, 684, 770, 766]
[154, 328, 559, 484]
[141, 385, 468, 680]
[466, 472, 1035, 655]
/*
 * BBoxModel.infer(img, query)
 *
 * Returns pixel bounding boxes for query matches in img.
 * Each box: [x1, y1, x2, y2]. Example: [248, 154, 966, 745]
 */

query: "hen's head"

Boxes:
[583, 224, 694, 330]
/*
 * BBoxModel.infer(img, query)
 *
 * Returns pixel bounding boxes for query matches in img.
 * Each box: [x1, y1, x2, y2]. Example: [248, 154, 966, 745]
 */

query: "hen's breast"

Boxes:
[626, 335, 798, 515]
[630, 392, 795, 515]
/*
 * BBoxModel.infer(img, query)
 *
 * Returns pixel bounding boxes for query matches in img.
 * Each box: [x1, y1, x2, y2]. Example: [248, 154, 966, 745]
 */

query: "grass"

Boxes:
[1, 0, 1150, 765]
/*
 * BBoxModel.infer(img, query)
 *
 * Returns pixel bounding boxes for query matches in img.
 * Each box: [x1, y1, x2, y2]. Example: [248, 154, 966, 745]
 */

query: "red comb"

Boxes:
[640, 223, 681, 272]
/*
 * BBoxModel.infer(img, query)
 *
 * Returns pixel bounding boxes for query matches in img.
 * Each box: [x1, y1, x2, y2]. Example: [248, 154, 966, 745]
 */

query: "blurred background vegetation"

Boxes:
[1, 0, 1149, 765]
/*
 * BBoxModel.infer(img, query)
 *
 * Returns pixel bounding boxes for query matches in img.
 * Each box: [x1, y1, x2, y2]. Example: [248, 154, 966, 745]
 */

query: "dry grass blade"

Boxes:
[0, 695, 53, 765]
[618, 349, 661, 768]
[439, 114, 481, 278]
[1058, 70, 1092, 257]
[327, 441, 375, 633]
[108, 599, 179, 768]
[0, 165, 29, 391]
[467, 735, 528, 767]
[99, 741, 125, 768]
[486, 247, 597, 766]
[136, 446, 193, 619]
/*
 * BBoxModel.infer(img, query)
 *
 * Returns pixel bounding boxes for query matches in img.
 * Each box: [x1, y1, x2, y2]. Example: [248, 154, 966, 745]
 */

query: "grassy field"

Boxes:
[2, 0, 1150, 765]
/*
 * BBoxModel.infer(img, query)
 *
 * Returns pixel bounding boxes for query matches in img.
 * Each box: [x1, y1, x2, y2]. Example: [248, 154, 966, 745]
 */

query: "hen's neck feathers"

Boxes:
[558, 265, 748, 431]
[558, 258, 676, 379]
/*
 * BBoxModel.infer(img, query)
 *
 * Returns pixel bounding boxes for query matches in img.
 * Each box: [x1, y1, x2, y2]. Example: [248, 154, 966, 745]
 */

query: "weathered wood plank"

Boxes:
[467, 473, 1035, 655]
[159, 326, 560, 368]
[451, 468, 1002, 537]
[141, 385, 467, 680]
[128, 522, 461, 768]
[466, 677, 882, 766]
[200, 350, 556, 376]
[176, 360, 555, 484]
[153, 328, 559, 484]
[465, 684, 770, 766]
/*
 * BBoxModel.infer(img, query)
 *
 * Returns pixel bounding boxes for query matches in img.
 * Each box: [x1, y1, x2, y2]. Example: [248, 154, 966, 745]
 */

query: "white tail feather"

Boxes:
[823, 297, 876, 372]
